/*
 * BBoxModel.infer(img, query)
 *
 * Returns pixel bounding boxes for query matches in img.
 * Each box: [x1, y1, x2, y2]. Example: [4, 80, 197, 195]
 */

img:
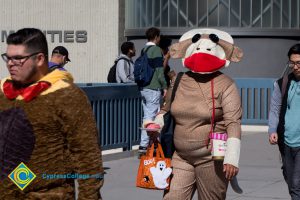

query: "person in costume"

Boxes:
[146, 28, 243, 200]
[0, 28, 103, 199]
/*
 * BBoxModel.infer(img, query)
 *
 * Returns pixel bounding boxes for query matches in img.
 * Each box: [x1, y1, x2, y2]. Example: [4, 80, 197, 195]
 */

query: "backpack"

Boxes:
[107, 57, 130, 83]
[133, 45, 154, 87]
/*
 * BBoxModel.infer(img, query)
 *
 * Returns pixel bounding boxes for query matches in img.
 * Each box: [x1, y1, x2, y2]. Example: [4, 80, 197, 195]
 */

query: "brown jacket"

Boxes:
[0, 75, 103, 200]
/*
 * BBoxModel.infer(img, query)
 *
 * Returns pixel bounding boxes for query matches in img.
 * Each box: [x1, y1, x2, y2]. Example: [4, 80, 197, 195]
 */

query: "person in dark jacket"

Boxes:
[268, 43, 300, 200]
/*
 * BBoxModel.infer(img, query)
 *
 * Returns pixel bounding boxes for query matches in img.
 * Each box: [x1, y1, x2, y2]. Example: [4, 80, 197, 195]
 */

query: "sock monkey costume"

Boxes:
[147, 29, 243, 200]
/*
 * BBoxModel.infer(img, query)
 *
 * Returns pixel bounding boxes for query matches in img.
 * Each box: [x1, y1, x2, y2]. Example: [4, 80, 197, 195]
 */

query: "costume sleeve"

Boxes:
[58, 86, 104, 200]
[221, 82, 242, 139]
[268, 81, 281, 134]
[221, 82, 242, 167]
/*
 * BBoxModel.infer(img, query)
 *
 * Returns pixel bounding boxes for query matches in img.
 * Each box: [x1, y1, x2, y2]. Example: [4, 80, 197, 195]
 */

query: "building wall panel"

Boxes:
[0, 0, 119, 83]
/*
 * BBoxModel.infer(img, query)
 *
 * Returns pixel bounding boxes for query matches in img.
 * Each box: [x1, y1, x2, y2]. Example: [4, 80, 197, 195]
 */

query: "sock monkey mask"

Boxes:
[170, 28, 243, 73]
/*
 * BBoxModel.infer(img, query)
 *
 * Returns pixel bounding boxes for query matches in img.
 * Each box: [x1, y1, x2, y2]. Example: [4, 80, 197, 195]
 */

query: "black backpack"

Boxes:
[107, 57, 130, 83]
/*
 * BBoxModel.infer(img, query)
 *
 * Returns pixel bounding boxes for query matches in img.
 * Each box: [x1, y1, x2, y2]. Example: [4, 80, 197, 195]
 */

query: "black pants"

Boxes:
[282, 144, 300, 200]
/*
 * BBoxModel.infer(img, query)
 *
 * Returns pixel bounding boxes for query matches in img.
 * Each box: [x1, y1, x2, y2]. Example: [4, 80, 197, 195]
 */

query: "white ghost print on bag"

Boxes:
[150, 161, 172, 189]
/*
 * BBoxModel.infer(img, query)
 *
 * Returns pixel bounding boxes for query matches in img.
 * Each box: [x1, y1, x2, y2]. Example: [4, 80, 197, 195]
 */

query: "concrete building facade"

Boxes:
[0, 0, 299, 82]
[0, 0, 120, 83]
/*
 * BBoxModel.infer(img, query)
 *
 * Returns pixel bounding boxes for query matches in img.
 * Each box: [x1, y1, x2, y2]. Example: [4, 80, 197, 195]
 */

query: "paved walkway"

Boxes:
[101, 132, 289, 200]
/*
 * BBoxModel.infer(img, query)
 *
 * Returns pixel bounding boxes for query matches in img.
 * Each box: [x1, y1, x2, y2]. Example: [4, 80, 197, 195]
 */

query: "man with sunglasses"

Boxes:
[0, 28, 104, 199]
[268, 43, 300, 199]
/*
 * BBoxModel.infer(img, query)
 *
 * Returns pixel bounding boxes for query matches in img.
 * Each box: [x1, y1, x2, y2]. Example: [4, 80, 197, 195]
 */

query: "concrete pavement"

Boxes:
[101, 131, 290, 200]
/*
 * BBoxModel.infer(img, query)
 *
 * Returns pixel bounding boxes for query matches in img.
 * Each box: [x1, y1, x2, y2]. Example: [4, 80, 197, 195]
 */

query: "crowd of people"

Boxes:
[0, 26, 299, 200]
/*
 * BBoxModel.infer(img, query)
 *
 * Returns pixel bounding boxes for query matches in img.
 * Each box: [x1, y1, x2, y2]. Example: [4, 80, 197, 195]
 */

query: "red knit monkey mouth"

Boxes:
[184, 52, 226, 73]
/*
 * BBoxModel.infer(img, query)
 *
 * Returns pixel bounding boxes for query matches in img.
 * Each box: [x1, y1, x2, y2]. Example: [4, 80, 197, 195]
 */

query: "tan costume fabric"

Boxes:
[164, 152, 227, 200]
[162, 71, 242, 200]
[0, 74, 103, 199]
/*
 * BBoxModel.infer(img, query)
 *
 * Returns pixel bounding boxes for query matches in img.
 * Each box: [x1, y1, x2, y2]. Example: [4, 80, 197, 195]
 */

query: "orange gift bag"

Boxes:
[136, 142, 172, 190]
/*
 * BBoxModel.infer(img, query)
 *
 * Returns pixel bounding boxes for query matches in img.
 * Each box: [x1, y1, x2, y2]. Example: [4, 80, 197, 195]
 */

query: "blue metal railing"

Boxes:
[78, 78, 276, 150]
[79, 83, 142, 151]
[235, 78, 276, 124]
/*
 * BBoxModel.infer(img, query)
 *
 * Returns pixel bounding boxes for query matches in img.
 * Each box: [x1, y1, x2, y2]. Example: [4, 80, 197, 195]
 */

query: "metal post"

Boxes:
[217, 0, 220, 26]
[146, 0, 148, 27]
[187, 0, 189, 26]
[228, 0, 231, 27]
[271, 0, 273, 27]
[250, 0, 252, 27]
[280, 0, 282, 28]
[152, 0, 155, 26]
[239, 0, 242, 27]
[289, 0, 291, 28]
[177, 0, 179, 27]
[139, 0, 142, 27]
[160, 0, 162, 27]
[207, 0, 209, 26]
[168, 0, 170, 27]
[260, 0, 263, 27]
[296, 0, 300, 28]
[196, 0, 199, 26]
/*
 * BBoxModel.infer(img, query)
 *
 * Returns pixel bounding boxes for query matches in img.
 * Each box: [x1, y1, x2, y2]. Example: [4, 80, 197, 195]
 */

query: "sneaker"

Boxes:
[138, 146, 147, 153]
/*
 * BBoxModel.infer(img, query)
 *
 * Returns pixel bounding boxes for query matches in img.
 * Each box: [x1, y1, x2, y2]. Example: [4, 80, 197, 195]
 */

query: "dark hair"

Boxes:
[288, 43, 300, 58]
[7, 28, 48, 58]
[145, 27, 160, 41]
[121, 41, 134, 54]
[158, 37, 172, 51]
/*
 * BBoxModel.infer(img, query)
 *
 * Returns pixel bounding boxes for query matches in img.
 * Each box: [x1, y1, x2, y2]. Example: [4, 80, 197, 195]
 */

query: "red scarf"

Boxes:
[184, 53, 226, 73]
[3, 80, 51, 102]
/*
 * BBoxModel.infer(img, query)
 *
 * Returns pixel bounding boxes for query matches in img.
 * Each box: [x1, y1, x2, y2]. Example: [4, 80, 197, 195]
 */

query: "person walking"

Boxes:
[138, 27, 168, 155]
[268, 44, 300, 200]
[145, 28, 243, 200]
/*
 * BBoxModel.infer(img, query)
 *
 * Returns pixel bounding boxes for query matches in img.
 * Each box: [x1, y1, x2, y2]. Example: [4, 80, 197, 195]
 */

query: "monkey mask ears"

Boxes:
[170, 28, 243, 63]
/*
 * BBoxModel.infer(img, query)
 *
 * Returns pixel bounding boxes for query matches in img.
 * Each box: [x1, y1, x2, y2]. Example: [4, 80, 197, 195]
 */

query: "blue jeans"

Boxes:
[282, 144, 300, 200]
[139, 89, 161, 147]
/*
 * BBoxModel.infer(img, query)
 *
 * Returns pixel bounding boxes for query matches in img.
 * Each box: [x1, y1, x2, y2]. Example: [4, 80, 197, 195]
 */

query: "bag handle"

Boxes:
[171, 72, 184, 103]
[156, 143, 165, 159]
[210, 79, 215, 134]
[207, 79, 215, 148]
[141, 45, 153, 56]
[146, 143, 166, 159]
